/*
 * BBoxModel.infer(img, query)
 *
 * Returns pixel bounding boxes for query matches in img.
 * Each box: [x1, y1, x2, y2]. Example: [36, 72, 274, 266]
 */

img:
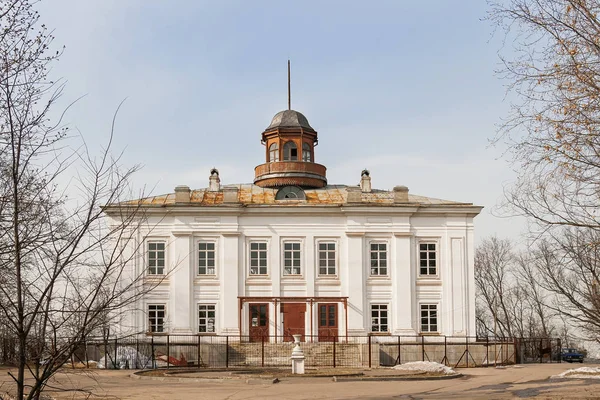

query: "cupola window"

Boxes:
[302, 143, 311, 162]
[269, 143, 279, 162]
[276, 186, 305, 200]
[283, 141, 298, 161]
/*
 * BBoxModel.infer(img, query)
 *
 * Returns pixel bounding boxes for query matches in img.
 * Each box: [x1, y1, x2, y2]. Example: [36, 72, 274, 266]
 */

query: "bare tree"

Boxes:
[490, 0, 600, 231]
[0, 1, 152, 399]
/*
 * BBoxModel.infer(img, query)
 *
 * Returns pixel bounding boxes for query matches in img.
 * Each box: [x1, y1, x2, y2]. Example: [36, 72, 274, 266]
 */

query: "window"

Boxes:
[302, 143, 311, 162]
[198, 242, 215, 275]
[420, 304, 438, 333]
[269, 143, 279, 162]
[250, 242, 268, 275]
[275, 186, 305, 200]
[147, 241, 165, 275]
[198, 304, 216, 333]
[283, 141, 298, 161]
[148, 304, 166, 333]
[419, 242, 437, 275]
[318, 242, 336, 275]
[371, 304, 388, 332]
[283, 242, 301, 275]
[370, 242, 387, 276]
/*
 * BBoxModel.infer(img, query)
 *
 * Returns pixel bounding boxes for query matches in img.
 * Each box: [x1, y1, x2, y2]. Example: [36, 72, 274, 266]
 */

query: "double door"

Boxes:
[318, 303, 338, 342]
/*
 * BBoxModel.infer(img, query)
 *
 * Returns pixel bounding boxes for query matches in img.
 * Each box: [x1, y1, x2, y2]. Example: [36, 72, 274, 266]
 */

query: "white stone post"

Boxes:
[291, 334, 305, 374]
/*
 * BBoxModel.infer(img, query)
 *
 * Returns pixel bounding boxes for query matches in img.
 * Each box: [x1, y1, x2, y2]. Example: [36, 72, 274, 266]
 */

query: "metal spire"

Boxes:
[288, 60, 291, 110]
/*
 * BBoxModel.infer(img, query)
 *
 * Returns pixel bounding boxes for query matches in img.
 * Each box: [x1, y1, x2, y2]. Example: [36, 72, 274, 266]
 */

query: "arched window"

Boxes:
[276, 186, 306, 200]
[283, 141, 298, 161]
[302, 143, 311, 162]
[269, 143, 279, 162]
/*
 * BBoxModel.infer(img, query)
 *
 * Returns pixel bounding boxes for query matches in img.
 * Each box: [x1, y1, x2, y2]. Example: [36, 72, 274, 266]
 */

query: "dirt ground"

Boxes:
[1, 363, 599, 399]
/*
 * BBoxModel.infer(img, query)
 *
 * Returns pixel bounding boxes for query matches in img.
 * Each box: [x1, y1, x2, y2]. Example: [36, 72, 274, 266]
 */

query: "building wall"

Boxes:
[116, 207, 476, 339]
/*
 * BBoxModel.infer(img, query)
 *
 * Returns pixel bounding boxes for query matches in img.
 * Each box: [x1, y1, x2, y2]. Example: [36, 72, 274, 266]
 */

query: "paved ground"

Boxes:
[1, 363, 599, 399]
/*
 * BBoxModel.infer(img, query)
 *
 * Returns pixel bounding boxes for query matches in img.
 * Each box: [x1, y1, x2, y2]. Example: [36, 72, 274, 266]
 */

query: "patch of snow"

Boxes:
[551, 367, 600, 380]
[392, 361, 456, 375]
[97, 346, 151, 369]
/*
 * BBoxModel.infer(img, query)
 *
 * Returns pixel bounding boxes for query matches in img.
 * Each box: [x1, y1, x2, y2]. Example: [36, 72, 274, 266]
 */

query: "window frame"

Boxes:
[282, 240, 302, 276]
[370, 304, 389, 333]
[148, 304, 166, 333]
[249, 240, 269, 276]
[317, 240, 338, 276]
[369, 241, 388, 277]
[283, 141, 298, 161]
[146, 240, 166, 276]
[197, 240, 217, 276]
[420, 303, 439, 334]
[269, 142, 279, 162]
[418, 240, 439, 277]
[198, 303, 217, 334]
[302, 142, 311, 162]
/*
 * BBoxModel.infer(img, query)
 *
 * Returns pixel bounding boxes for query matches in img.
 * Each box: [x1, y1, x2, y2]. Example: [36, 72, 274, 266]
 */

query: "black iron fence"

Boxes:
[0, 335, 562, 369]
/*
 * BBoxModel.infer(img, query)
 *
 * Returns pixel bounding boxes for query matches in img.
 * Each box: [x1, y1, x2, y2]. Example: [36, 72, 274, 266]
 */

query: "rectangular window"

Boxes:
[420, 304, 438, 333]
[283, 242, 301, 275]
[318, 242, 336, 275]
[147, 241, 165, 275]
[419, 242, 437, 275]
[250, 242, 268, 275]
[198, 304, 216, 333]
[370, 243, 387, 276]
[371, 304, 389, 332]
[148, 304, 166, 333]
[198, 242, 216, 275]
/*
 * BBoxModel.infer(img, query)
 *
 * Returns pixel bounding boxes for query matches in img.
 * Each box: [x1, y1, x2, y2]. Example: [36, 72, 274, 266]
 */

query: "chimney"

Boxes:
[346, 186, 362, 203]
[223, 186, 239, 203]
[393, 185, 409, 203]
[360, 169, 371, 193]
[209, 168, 220, 192]
[174, 185, 191, 204]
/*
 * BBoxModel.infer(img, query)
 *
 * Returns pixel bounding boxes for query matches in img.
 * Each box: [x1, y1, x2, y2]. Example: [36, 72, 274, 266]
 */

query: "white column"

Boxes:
[450, 237, 467, 336]
[345, 232, 366, 335]
[393, 233, 415, 334]
[170, 233, 193, 333]
[221, 232, 241, 335]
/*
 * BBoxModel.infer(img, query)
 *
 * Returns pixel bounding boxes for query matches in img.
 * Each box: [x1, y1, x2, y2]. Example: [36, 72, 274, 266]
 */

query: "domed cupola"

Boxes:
[254, 62, 327, 189]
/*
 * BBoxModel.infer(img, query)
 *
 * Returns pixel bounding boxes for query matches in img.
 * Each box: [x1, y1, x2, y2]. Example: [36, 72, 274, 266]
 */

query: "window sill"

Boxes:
[194, 278, 220, 285]
[197, 332, 217, 336]
[145, 332, 168, 336]
[419, 332, 440, 336]
[316, 278, 341, 286]
[367, 278, 391, 285]
[144, 276, 169, 284]
[369, 332, 391, 336]
[416, 279, 442, 286]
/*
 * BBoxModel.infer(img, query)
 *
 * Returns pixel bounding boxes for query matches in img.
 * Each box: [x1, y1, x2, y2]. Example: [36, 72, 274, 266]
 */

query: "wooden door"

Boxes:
[318, 303, 338, 342]
[282, 303, 306, 342]
[249, 304, 269, 342]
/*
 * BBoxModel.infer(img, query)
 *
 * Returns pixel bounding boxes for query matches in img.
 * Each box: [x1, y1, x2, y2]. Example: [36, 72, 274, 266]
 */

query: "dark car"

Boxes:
[561, 348, 584, 363]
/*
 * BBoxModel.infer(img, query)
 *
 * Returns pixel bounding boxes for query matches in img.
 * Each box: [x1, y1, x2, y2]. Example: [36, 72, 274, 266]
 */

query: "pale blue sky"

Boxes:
[37, 0, 522, 243]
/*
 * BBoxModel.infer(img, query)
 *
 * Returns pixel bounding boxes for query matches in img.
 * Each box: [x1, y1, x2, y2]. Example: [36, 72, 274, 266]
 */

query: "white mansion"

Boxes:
[106, 108, 482, 342]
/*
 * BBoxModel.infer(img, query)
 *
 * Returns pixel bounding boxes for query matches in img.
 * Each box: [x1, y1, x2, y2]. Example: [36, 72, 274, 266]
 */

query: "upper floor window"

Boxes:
[283, 242, 301, 275]
[276, 186, 305, 200]
[148, 304, 166, 333]
[419, 242, 437, 276]
[371, 304, 389, 332]
[283, 141, 298, 161]
[302, 143, 311, 162]
[250, 242, 268, 275]
[198, 242, 216, 275]
[370, 242, 388, 276]
[269, 143, 279, 162]
[318, 242, 337, 275]
[147, 241, 165, 275]
[420, 304, 438, 333]
[198, 304, 216, 333]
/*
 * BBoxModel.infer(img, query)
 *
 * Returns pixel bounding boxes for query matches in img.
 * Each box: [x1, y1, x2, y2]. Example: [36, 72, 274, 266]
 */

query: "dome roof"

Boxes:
[266, 110, 314, 131]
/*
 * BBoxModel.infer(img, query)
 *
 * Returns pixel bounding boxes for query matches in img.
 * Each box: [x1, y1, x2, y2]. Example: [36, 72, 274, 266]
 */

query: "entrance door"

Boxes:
[282, 303, 306, 342]
[249, 304, 269, 342]
[318, 303, 338, 342]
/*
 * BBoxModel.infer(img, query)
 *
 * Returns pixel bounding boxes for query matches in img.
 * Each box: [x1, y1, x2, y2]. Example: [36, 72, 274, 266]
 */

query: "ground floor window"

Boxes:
[420, 304, 438, 333]
[371, 304, 388, 332]
[148, 304, 166, 333]
[198, 304, 216, 333]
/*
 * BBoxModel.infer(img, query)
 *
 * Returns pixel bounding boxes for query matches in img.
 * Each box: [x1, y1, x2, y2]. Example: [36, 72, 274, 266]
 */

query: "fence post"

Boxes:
[486, 336, 489, 367]
[465, 336, 469, 368]
[368, 335, 372, 368]
[333, 338, 336, 368]
[151, 336, 155, 369]
[421, 336, 425, 362]
[539, 338, 543, 364]
[84, 338, 89, 368]
[444, 336, 448, 366]
[261, 335, 265, 367]
[557, 338, 561, 363]
[226, 336, 229, 369]
[397, 336, 401, 365]
[197, 335, 201, 367]
[114, 338, 118, 369]
[167, 335, 170, 370]
[135, 336, 140, 369]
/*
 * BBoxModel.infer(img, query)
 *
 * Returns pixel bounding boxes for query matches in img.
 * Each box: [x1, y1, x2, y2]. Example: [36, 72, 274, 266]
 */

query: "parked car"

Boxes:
[561, 348, 584, 363]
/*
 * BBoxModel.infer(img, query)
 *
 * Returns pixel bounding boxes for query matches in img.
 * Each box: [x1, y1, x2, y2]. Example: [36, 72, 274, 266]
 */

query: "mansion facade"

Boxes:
[106, 108, 482, 341]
